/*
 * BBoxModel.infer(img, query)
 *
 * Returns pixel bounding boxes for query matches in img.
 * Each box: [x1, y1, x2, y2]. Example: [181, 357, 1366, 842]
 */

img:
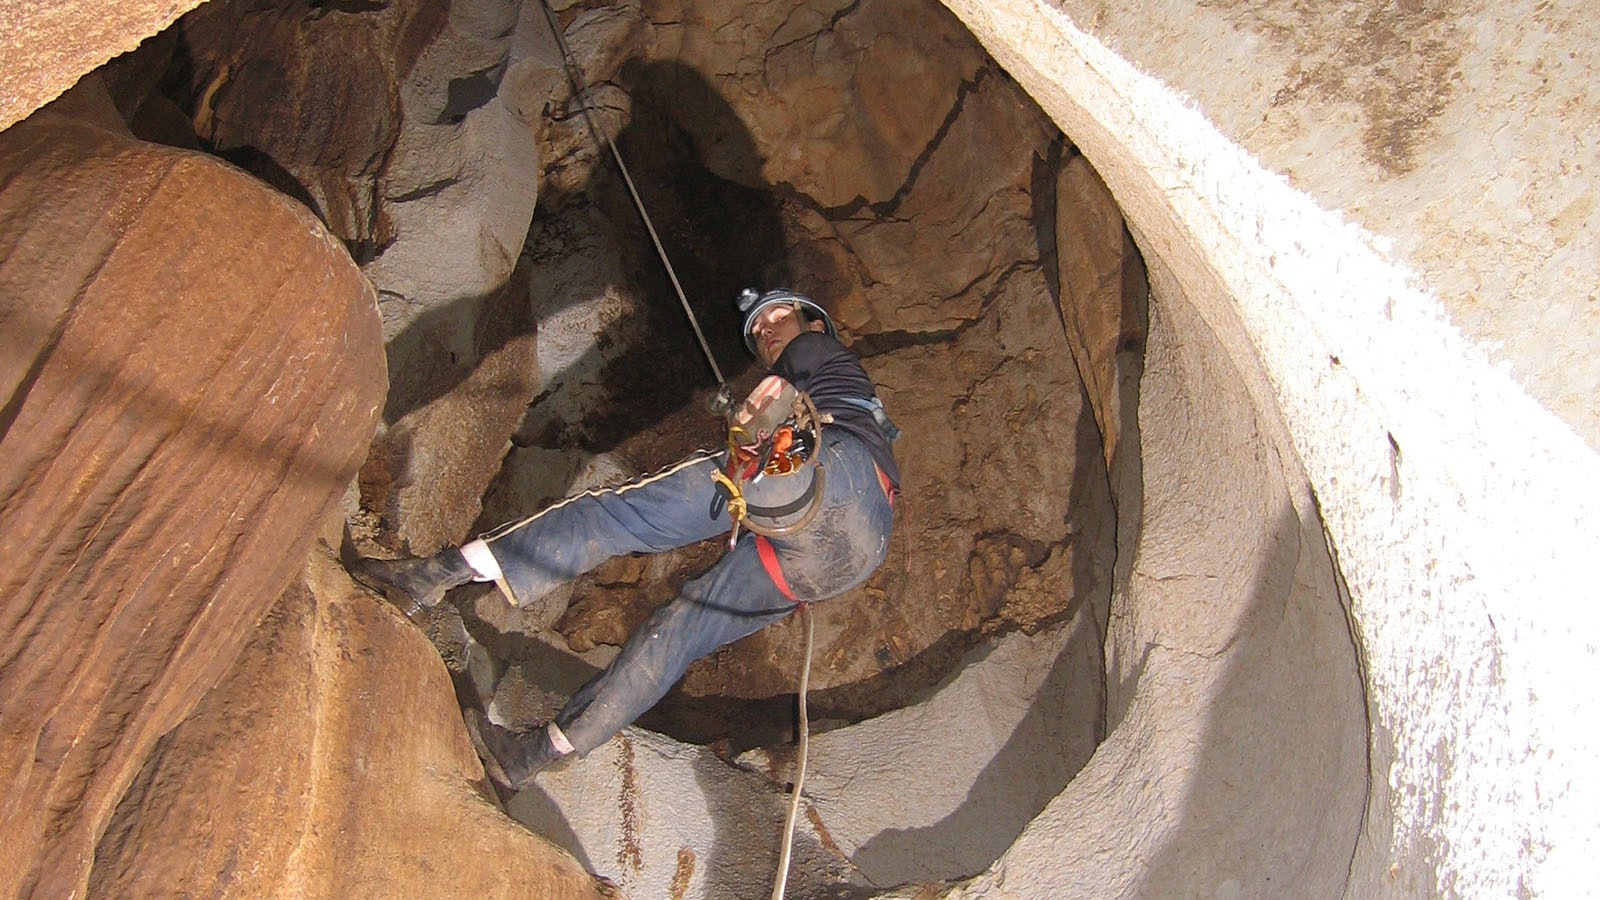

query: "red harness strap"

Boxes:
[754, 534, 796, 602]
[755, 463, 897, 606]
[876, 463, 897, 505]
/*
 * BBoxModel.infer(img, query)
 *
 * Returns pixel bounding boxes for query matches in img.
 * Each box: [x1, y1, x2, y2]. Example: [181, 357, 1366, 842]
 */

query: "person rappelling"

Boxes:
[353, 11, 901, 897]
[352, 286, 900, 786]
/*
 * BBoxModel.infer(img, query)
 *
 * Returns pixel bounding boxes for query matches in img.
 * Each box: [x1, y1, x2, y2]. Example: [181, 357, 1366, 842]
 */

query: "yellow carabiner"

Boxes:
[710, 468, 747, 523]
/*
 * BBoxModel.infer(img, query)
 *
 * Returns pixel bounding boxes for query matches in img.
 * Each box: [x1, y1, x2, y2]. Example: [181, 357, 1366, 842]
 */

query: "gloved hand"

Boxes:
[729, 375, 798, 446]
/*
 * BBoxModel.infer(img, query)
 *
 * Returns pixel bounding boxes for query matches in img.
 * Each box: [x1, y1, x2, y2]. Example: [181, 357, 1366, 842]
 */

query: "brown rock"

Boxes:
[0, 0, 208, 133]
[169, 0, 443, 249]
[833, 67, 1060, 335]
[359, 265, 541, 556]
[1054, 152, 1148, 475]
[651, 0, 987, 208]
[0, 87, 384, 898]
[87, 547, 620, 900]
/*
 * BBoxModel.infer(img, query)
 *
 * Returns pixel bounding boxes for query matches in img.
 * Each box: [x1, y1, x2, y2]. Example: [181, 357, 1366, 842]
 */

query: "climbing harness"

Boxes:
[710, 378, 827, 547]
[535, 0, 733, 410]
[836, 395, 902, 442]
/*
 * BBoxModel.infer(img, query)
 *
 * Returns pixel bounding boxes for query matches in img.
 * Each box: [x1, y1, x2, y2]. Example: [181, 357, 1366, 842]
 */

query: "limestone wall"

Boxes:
[940, 2, 1600, 897]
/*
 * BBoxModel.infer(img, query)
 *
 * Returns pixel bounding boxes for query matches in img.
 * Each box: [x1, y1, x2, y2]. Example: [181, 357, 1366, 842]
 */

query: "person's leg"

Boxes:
[350, 546, 475, 617]
[470, 445, 729, 602]
[468, 538, 793, 789]
[464, 708, 570, 789]
[471, 450, 732, 606]
[467, 434, 896, 787]
[352, 450, 731, 613]
[552, 433, 893, 755]
[552, 537, 795, 756]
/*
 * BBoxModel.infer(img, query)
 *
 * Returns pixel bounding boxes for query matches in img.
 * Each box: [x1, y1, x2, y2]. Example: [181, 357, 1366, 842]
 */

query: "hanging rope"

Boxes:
[535, 0, 730, 390]
[770, 602, 815, 900]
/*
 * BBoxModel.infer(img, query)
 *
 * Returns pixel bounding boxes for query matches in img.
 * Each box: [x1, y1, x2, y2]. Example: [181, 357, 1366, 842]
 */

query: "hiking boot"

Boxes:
[465, 709, 569, 791]
[352, 547, 473, 618]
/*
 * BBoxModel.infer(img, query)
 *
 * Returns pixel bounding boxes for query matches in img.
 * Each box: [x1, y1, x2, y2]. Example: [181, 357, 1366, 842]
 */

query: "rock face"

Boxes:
[161, 0, 559, 556]
[0, 83, 385, 897]
[946, 2, 1600, 898]
[87, 546, 618, 900]
[164, 0, 440, 253]
[0, 77, 618, 900]
[359, 0, 552, 554]
[0, 0, 207, 133]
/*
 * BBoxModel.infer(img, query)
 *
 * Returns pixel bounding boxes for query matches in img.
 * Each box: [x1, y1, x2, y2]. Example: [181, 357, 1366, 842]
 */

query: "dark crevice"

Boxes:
[847, 327, 962, 359]
[307, 0, 386, 16]
[764, 0, 866, 58]
[438, 62, 506, 125]
[1032, 134, 1066, 310]
[818, 64, 995, 221]
[388, 175, 461, 205]
[847, 256, 1040, 359]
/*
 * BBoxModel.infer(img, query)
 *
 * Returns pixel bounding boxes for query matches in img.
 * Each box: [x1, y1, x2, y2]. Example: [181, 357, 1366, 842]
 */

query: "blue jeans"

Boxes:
[478, 430, 895, 754]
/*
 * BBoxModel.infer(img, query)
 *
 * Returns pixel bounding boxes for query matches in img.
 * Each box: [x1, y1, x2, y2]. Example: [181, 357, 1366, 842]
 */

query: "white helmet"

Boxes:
[737, 288, 837, 354]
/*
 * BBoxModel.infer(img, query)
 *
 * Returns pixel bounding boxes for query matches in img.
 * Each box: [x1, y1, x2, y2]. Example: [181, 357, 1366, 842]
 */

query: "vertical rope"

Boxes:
[770, 603, 814, 900]
[534, 0, 729, 388]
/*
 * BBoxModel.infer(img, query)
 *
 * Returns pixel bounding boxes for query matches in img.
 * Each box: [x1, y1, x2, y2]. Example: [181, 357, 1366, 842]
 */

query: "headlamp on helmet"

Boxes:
[736, 288, 837, 355]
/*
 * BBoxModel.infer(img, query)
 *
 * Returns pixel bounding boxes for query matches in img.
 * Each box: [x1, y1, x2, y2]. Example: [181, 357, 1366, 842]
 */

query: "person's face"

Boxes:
[751, 303, 825, 367]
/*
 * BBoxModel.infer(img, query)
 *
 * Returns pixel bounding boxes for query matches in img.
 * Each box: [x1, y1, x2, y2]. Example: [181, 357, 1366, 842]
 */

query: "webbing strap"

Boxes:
[754, 535, 796, 602]
[744, 469, 818, 519]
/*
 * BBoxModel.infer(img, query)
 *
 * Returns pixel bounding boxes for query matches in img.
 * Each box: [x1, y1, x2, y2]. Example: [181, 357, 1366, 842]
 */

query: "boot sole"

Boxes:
[349, 567, 428, 619]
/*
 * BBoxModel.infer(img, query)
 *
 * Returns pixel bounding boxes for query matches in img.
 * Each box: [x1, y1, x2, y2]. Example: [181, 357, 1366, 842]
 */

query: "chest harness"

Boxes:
[710, 375, 826, 547]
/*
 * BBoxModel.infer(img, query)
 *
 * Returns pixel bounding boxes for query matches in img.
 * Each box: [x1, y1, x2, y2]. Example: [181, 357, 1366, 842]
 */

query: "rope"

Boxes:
[535, 0, 729, 388]
[770, 602, 814, 900]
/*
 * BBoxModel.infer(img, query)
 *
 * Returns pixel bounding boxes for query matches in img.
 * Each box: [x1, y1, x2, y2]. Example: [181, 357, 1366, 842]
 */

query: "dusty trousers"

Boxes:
[476, 430, 896, 756]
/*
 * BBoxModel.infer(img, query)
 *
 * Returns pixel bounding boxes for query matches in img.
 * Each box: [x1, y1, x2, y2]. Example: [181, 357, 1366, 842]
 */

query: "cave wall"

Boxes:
[0, 80, 387, 896]
[0, 66, 624, 900]
[2, 0, 1597, 899]
[934, 227, 1368, 900]
[375, 0, 1124, 725]
[941, 1, 1600, 898]
[0, 0, 207, 135]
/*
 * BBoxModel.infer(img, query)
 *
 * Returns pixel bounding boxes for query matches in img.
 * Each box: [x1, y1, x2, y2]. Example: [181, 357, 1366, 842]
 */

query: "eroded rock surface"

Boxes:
[0, 82, 384, 897]
[162, 0, 444, 251]
[88, 547, 619, 900]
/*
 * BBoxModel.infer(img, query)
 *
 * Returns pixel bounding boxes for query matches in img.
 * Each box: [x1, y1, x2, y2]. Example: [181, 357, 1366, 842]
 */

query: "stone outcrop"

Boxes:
[360, 0, 552, 554]
[938, 263, 1369, 899]
[0, 74, 618, 900]
[161, 0, 444, 253]
[0, 0, 207, 134]
[945, 2, 1600, 897]
[87, 546, 618, 900]
[0, 82, 384, 897]
[1054, 150, 1147, 478]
